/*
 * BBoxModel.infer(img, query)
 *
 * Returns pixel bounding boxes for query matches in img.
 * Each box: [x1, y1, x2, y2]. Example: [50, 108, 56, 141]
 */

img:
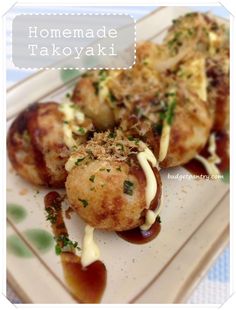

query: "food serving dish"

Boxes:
[7, 6, 229, 303]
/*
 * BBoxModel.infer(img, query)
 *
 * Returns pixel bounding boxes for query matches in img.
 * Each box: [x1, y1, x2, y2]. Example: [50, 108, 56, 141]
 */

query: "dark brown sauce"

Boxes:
[184, 131, 229, 177]
[27, 103, 52, 186]
[44, 191, 107, 303]
[117, 220, 161, 244]
[116, 166, 162, 244]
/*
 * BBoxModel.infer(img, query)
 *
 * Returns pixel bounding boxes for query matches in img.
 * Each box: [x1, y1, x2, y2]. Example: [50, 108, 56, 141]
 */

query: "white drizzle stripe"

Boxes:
[195, 133, 221, 177]
[59, 99, 85, 149]
[195, 155, 221, 176]
[65, 155, 78, 172]
[159, 120, 171, 162]
[140, 195, 163, 231]
[81, 225, 100, 268]
[137, 146, 157, 209]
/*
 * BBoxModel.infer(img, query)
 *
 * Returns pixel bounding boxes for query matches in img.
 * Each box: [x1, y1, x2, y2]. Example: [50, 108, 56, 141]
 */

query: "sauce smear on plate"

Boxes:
[44, 191, 106, 303]
[184, 131, 229, 176]
[117, 220, 161, 244]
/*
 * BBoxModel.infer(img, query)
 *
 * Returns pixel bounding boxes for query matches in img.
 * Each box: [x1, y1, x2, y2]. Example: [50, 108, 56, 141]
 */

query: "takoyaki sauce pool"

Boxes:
[44, 191, 106, 303]
[184, 131, 229, 177]
[117, 220, 161, 244]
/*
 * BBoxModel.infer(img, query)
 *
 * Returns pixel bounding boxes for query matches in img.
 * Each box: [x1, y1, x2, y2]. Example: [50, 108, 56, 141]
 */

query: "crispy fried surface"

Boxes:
[165, 12, 229, 130]
[66, 160, 147, 231]
[120, 86, 212, 167]
[7, 102, 69, 187]
[65, 130, 161, 231]
[7, 13, 229, 234]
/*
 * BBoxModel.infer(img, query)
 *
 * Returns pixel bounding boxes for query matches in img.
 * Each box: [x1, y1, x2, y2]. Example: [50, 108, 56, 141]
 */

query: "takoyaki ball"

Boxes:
[164, 12, 229, 58]
[7, 102, 93, 187]
[72, 75, 115, 130]
[7, 102, 68, 187]
[71, 43, 163, 128]
[206, 52, 229, 132]
[109, 42, 162, 99]
[160, 88, 212, 167]
[121, 85, 212, 168]
[164, 12, 229, 132]
[65, 131, 162, 231]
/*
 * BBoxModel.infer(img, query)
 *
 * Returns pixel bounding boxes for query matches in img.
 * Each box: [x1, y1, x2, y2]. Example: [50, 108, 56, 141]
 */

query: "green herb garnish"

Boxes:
[116, 143, 124, 151]
[45, 201, 60, 224]
[89, 175, 95, 183]
[128, 135, 140, 145]
[75, 157, 85, 165]
[108, 132, 116, 139]
[22, 130, 30, 144]
[78, 199, 88, 208]
[185, 12, 196, 18]
[54, 235, 81, 255]
[153, 123, 163, 135]
[123, 180, 134, 196]
[99, 69, 108, 81]
[45, 209, 57, 224]
[71, 145, 78, 151]
[108, 91, 117, 103]
[159, 92, 177, 126]
[165, 93, 177, 125]
[77, 127, 85, 135]
[55, 244, 62, 255]
[93, 81, 99, 95]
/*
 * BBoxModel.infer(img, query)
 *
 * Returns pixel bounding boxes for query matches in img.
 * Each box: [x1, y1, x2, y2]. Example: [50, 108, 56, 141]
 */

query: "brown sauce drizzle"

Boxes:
[117, 167, 162, 244]
[26, 103, 52, 186]
[44, 191, 107, 303]
[184, 131, 229, 177]
[117, 221, 161, 245]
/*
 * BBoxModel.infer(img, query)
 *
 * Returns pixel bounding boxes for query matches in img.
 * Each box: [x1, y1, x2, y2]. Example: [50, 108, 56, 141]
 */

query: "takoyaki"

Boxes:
[7, 101, 93, 187]
[120, 84, 212, 168]
[65, 130, 162, 231]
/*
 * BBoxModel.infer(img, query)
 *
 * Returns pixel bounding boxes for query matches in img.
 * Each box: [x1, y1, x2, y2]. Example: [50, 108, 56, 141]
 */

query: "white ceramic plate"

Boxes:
[7, 6, 229, 304]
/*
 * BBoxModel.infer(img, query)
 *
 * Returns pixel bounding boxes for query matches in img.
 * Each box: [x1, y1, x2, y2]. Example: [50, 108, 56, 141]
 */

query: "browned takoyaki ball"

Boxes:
[120, 86, 212, 168]
[65, 131, 162, 231]
[206, 53, 229, 132]
[71, 42, 163, 130]
[7, 102, 69, 187]
[7, 102, 93, 187]
[72, 76, 115, 130]
[164, 12, 229, 131]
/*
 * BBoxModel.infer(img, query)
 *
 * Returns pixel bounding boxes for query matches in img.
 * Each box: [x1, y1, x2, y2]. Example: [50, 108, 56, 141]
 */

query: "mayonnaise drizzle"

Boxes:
[159, 119, 171, 162]
[137, 145, 157, 208]
[140, 195, 163, 231]
[81, 225, 100, 268]
[59, 99, 85, 149]
[195, 133, 221, 177]
[65, 154, 80, 172]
